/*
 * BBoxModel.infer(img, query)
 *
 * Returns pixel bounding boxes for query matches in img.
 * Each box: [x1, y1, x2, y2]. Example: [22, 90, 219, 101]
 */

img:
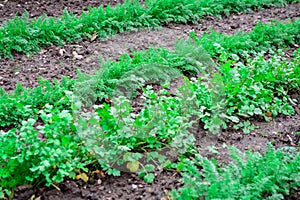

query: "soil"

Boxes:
[0, 1, 299, 200]
[0, 0, 146, 24]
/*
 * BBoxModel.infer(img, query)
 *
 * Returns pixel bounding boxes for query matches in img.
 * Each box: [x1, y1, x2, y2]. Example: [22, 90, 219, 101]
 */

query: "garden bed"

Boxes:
[0, 1, 300, 200]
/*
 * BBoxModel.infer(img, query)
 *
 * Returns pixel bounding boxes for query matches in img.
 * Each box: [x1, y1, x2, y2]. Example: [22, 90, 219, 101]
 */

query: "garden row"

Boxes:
[1, 19, 300, 199]
[0, 0, 299, 58]
[172, 145, 300, 199]
[1, 50, 299, 199]
[1, 18, 299, 128]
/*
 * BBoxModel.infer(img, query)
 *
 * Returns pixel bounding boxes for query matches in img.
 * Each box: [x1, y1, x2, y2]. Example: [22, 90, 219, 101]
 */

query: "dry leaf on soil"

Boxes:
[73, 51, 84, 59]
[91, 32, 98, 41]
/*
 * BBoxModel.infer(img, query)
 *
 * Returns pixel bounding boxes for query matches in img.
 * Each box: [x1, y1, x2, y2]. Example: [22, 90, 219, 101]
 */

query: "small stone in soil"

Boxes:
[132, 184, 138, 189]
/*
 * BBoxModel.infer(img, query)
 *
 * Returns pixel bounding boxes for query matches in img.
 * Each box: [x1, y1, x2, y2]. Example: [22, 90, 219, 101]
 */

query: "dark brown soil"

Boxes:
[13, 170, 182, 200]
[0, 1, 299, 200]
[0, 0, 145, 24]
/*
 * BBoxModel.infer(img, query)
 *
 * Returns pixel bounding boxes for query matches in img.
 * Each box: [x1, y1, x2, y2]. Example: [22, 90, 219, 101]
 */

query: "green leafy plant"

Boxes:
[0, 106, 91, 198]
[172, 145, 300, 199]
[0, 77, 74, 127]
[74, 85, 198, 182]
[0, 0, 299, 58]
[174, 49, 300, 133]
[195, 19, 300, 59]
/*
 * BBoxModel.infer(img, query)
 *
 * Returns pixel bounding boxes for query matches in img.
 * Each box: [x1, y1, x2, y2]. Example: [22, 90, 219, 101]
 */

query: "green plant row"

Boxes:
[0, 0, 299, 58]
[172, 145, 300, 199]
[1, 18, 300, 128]
[195, 19, 300, 58]
[1, 70, 299, 197]
[0, 106, 92, 198]
[0, 80, 199, 197]
[0, 77, 75, 127]
[1, 49, 299, 196]
[1, 49, 299, 198]
[189, 49, 300, 133]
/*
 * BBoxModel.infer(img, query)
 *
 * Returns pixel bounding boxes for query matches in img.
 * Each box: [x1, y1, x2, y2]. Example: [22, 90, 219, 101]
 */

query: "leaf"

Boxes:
[144, 173, 155, 183]
[265, 111, 272, 117]
[91, 32, 98, 41]
[144, 164, 155, 172]
[80, 173, 89, 182]
[92, 170, 106, 177]
[0, 190, 4, 199]
[254, 108, 262, 115]
[176, 162, 185, 171]
[126, 161, 140, 173]
[75, 174, 81, 180]
[228, 116, 239, 123]
[75, 173, 89, 182]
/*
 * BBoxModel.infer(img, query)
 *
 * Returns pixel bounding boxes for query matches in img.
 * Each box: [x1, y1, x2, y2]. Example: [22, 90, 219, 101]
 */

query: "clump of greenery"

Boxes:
[74, 84, 198, 182]
[172, 145, 300, 199]
[73, 47, 189, 103]
[221, 49, 300, 132]
[0, 105, 91, 198]
[0, 0, 299, 58]
[195, 18, 300, 58]
[173, 48, 300, 133]
[0, 77, 74, 127]
[0, 81, 200, 196]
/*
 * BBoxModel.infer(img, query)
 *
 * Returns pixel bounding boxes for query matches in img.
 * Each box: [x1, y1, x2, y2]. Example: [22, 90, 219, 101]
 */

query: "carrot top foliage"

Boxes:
[0, 0, 299, 58]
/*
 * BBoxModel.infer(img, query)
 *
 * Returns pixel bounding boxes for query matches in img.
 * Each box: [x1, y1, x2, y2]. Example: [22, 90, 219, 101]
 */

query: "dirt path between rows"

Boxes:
[0, 3, 299, 92]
